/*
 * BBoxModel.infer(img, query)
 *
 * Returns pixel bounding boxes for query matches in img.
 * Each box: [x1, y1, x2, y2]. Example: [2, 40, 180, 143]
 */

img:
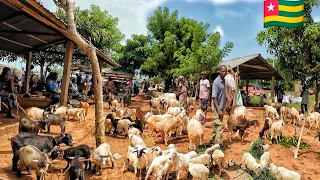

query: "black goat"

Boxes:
[11, 132, 73, 172]
[69, 156, 85, 180]
[50, 144, 92, 171]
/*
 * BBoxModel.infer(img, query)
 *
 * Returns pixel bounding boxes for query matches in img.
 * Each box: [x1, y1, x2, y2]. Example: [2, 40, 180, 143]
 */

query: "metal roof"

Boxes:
[0, 0, 119, 67]
[80, 68, 133, 79]
[220, 54, 283, 80]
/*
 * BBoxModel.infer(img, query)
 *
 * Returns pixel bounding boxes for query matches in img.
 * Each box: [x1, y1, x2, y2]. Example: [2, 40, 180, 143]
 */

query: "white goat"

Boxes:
[93, 142, 114, 175]
[270, 120, 285, 144]
[187, 118, 204, 151]
[188, 163, 209, 180]
[122, 145, 147, 180]
[240, 152, 262, 173]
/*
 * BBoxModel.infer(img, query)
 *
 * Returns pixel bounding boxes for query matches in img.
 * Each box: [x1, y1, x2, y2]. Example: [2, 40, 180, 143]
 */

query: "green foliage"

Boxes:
[256, 0, 320, 86]
[117, 34, 150, 74]
[245, 168, 277, 180]
[250, 96, 261, 105]
[267, 135, 311, 150]
[243, 139, 265, 159]
[141, 6, 233, 79]
[196, 144, 208, 155]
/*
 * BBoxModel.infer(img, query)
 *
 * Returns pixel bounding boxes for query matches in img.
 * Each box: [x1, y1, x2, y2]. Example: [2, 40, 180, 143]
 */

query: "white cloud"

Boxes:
[314, 16, 320, 22]
[213, 25, 224, 36]
[41, 0, 167, 40]
[185, 0, 261, 5]
[215, 8, 252, 19]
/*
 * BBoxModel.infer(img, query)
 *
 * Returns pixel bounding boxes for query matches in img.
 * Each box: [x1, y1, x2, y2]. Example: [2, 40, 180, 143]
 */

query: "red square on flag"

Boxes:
[264, 0, 279, 17]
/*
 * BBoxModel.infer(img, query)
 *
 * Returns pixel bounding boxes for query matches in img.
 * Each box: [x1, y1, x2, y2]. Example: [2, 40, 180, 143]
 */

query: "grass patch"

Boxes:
[285, 96, 315, 111]
[196, 144, 208, 154]
[267, 135, 311, 150]
[245, 168, 277, 180]
[250, 96, 261, 105]
[243, 139, 265, 159]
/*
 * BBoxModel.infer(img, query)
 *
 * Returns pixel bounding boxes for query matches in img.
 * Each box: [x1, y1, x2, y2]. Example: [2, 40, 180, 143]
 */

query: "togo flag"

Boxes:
[264, 0, 304, 28]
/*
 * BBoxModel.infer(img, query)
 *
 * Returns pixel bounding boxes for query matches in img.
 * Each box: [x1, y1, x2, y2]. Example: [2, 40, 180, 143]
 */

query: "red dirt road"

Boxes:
[0, 94, 319, 179]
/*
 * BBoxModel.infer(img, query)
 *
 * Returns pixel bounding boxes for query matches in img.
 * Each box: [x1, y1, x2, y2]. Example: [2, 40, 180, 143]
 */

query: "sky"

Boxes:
[2, 0, 320, 69]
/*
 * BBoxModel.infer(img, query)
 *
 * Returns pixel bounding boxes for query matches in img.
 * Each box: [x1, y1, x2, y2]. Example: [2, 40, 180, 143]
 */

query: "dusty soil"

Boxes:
[0, 94, 319, 180]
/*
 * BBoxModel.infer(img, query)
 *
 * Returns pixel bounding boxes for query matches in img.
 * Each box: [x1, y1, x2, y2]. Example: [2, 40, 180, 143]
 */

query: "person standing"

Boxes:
[178, 76, 189, 114]
[0, 67, 17, 118]
[210, 65, 227, 146]
[199, 72, 210, 124]
[301, 86, 314, 114]
[277, 83, 285, 103]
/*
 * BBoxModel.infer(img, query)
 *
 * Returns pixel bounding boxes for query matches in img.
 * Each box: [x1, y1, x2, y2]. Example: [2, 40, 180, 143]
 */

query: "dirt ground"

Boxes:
[0, 94, 319, 180]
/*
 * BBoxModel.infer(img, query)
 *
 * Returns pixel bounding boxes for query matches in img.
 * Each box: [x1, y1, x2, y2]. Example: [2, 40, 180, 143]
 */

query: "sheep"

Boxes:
[187, 118, 204, 151]
[26, 107, 48, 121]
[169, 109, 188, 138]
[192, 109, 206, 121]
[53, 106, 67, 115]
[149, 98, 163, 114]
[260, 151, 271, 169]
[11, 132, 73, 172]
[122, 145, 147, 180]
[306, 112, 320, 130]
[111, 99, 119, 109]
[145, 155, 172, 180]
[128, 134, 147, 148]
[204, 144, 220, 155]
[19, 117, 46, 134]
[145, 146, 162, 170]
[116, 118, 135, 138]
[189, 154, 211, 169]
[93, 142, 114, 175]
[266, 106, 280, 119]
[50, 144, 91, 171]
[240, 152, 262, 173]
[168, 148, 198, 180]
[147, 115, 182, 145]
[167, 106, 184, 117]
[128, 126, 142, 137]
[187, 96, 196, 107]
[259, 118, 272, 139]
[17, 145, 52, 180]
[280, 106, 291, 120]
[164, 98, 180, 110]
[188, 163, 209, 180]
[66, 106, 86, 122]
[163, 93, 177, 99]
[269, 163, 301, 180]
[211, 149, 225, 177]
[290, 107, 300, 125]
[270, 120, 285, 144]
[228, 117, 249, 143]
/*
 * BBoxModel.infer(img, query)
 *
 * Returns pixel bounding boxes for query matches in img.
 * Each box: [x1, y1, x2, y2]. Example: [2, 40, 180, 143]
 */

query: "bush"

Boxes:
[245, 168, 277, 180]
[267, 135, 311, 150]
[243, 139, 264, 159]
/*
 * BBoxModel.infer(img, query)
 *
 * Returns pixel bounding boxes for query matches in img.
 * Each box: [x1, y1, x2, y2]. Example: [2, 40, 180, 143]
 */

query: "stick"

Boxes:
[293, 119, 305, 159]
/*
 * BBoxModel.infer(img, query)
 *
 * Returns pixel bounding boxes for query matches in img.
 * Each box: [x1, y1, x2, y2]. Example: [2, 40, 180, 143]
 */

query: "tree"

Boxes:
[117, 34, 150, 74]
[256, 0, 320, 105]
[141, 7, 233, 85]
[54, 0, 105, 146]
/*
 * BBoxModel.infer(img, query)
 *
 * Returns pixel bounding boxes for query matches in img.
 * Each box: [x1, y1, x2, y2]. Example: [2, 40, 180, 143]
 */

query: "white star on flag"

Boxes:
[267, 3, 275, 12]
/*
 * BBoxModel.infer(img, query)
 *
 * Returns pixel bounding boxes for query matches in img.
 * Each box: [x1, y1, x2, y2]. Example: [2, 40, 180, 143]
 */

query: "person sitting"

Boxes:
[0, 67, 17, 118]
[69, 78, 83, 101]
[45, 72, 60, 107]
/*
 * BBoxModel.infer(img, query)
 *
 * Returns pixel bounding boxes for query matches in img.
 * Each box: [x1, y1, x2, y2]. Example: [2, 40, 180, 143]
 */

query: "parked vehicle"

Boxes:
[242, 84, 265, 95]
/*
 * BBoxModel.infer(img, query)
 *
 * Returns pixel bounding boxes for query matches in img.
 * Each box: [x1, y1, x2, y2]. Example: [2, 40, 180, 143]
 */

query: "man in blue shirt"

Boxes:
[210, 65, 227, 145]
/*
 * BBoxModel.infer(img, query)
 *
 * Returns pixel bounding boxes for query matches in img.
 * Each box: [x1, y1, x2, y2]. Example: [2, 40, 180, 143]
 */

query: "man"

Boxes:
[301, 86, 314, 114]
[45, 72, 60, 108]
[0, 67, 17, 118]
[211, 65, 227, 145]
[277, 82, 285, 103]
[199, 72, 210, 124]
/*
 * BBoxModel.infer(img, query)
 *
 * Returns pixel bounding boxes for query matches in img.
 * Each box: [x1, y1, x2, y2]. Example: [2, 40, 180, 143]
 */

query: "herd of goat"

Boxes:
[6, 91, 320, 180]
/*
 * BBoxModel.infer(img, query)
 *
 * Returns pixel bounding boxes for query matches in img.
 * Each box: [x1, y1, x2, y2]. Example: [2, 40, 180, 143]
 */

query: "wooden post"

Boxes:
[315, 81, 319, 111]
[294, 118, 306, 159]
[271, 75, 275, 102]
[24, 52, 32, 93]
[245, 78, 249, 95]
[60, 41, 74, 106]
[98, 60, 103, 73]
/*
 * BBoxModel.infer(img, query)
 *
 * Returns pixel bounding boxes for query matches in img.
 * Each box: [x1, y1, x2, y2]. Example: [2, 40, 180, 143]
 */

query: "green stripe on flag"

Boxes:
[279, 0, 304, 6]
[279, 10, 304, 17]
[264, 21, 303, 28]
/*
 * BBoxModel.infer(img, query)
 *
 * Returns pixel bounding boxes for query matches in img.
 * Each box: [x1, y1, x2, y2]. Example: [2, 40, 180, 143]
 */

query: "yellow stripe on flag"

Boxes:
[264, 15, 303, 23]
[278, 5, 304, 12]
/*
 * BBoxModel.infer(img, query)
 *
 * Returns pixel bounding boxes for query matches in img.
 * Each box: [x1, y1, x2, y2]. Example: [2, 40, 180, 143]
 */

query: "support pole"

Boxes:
[271, 75, 275, 102]
[98, 60, 103, 73]
[24, 52, 32, 93]
[294, 119, 306, 159]
[60, 41, 74, 106]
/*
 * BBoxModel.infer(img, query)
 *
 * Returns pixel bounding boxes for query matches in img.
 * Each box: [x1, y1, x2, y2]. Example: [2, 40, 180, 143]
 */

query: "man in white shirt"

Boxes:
[199, 71, 210, 124]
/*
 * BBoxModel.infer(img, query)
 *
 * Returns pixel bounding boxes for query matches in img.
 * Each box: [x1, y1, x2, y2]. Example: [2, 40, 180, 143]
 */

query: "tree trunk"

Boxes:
[55, 0, 105, 146]
[40, 59, 45, 91]
[315, 81, 319, 112]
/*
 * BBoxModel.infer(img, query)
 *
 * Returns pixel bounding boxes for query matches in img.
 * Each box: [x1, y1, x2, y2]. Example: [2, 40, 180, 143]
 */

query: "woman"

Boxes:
[178, 76, 189, 114]
[69, 78, 83, 101]
[45, 72, 60, 107]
